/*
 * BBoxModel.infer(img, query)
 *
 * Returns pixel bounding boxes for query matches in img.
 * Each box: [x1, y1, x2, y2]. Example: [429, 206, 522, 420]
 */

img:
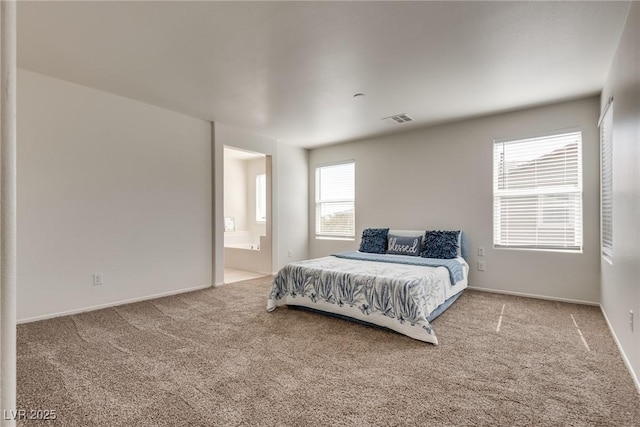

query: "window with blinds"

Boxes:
[315, 161, 355, 238]
[600, 103, 613, 259]
[493, 131, 583, 251]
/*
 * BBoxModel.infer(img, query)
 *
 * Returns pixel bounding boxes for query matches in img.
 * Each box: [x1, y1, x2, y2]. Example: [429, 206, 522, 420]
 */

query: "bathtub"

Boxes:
[225, 234, 271, 274]
[224, 230, 260, 247]
[226, 243, 260, 251]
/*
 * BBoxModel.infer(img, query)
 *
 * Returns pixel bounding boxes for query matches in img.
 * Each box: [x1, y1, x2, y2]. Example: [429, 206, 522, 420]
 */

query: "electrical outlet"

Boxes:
[630, 310, 634, 332]
[93, 273, 103, 286]
[288, 250, 292, 258]
[478, 247, 485, 257]
[477, 261, 486, 271]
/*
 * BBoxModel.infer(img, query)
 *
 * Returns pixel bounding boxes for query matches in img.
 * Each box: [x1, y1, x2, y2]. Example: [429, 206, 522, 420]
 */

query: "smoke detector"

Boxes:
[382, 113, 414, 124]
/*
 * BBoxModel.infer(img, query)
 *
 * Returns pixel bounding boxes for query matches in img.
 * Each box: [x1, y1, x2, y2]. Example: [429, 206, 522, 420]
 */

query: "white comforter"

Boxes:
[267, 254, 468, 344]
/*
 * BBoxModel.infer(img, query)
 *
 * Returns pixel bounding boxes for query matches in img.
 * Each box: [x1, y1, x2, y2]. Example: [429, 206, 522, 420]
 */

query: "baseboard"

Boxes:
[600, 305, 640, 394]
[466, 286, 599, 306]
[17, 283, 212, 324]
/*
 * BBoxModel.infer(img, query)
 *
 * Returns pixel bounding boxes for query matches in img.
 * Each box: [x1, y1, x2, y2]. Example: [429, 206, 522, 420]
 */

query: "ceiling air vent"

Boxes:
[382, 113, 414, 124]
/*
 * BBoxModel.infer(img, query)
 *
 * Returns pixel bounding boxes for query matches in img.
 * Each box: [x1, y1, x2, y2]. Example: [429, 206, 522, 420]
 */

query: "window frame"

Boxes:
[314, 160, 356, 240]
[255, 173, 266, 223]
[599, 99, 614, 262]
[492, 129, 584, 253]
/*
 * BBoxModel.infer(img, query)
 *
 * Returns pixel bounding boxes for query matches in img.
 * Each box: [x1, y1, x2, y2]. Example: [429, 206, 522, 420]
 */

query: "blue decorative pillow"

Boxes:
[387, 234, 422, 256]
[422, 230, 460, 259]
[359, 228, 389, 254]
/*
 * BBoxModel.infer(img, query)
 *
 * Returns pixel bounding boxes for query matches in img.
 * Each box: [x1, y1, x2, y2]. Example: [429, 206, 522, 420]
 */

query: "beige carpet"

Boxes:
[17, 276, 640, 426]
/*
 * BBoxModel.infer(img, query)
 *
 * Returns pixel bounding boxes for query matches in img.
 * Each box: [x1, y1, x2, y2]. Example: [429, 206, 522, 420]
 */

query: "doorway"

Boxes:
[223, 146, 272, 283]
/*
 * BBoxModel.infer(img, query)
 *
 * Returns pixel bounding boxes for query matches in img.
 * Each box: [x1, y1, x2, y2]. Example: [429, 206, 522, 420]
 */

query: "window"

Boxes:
[256, 174, 266, 222]
[600, 101, 613, 259]
[315, 161, 355, 238]
[493, 131, 583, 251]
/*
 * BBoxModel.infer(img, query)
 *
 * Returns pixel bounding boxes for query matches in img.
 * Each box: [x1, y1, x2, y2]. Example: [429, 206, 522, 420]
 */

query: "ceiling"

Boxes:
[17, 1, 630, 148]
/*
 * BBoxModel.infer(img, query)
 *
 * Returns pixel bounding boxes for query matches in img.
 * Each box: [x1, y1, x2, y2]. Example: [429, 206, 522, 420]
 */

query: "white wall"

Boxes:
[600, 2, 640, 387]
[246, 157, 267, 238]
[223, 153, 248, 232]
[18, 69, 212, 321]
[222, 149, 267, 238]
[309, 97, 601, 303]
[276, 142, 309, 267]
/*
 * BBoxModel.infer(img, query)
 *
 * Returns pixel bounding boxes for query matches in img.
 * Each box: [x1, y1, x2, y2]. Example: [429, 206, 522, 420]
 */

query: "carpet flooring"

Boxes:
[17, 276, 640, 426]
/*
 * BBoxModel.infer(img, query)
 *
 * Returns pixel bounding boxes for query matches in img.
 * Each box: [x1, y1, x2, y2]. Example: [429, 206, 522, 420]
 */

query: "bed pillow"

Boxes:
[387, 234, 422, 256]
[359, 228, 389, 254]
[422, 230, 460, 259]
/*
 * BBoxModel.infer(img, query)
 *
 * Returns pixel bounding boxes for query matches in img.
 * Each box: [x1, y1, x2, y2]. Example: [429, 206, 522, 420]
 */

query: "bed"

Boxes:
[267, 229, 469, 344]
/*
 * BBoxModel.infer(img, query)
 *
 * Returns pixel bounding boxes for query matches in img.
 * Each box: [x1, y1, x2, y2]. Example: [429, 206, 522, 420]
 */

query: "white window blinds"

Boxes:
[493, 131, 583, 251]
[315, 161, 355, 238]
[600, 102, 613, 258]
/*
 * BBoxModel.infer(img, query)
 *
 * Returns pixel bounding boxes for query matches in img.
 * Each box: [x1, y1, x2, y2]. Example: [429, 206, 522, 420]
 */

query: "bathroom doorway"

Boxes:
[223, 146, 272, 283]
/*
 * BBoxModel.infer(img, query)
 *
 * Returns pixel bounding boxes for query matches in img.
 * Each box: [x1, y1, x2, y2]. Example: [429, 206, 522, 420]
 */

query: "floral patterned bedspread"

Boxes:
[267, 255, 468, 344]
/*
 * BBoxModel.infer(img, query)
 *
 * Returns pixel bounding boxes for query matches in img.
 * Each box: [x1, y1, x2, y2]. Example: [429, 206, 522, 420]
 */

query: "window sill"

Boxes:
[493, 246, 582, 254]
[315, 236, 355, 242]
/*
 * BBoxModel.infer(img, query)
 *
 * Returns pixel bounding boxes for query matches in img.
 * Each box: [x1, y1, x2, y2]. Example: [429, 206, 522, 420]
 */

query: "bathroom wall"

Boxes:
[223, 151, 248, 232]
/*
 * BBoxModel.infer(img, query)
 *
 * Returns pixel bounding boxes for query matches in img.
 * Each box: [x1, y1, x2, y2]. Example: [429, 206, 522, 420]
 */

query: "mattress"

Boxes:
[267, 252, 468, 344]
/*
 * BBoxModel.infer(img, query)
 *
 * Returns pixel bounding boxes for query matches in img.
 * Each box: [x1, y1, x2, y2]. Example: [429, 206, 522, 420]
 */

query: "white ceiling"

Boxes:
[17, 1, 630, 148]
